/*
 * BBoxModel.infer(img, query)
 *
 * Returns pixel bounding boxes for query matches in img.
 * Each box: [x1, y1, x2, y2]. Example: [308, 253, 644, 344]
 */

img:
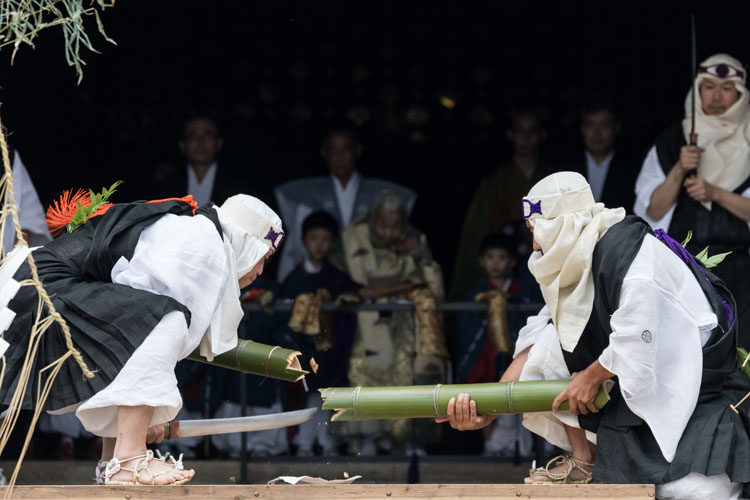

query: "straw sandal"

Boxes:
[102, 449, 191, 486]
[526, 455, 595, 484]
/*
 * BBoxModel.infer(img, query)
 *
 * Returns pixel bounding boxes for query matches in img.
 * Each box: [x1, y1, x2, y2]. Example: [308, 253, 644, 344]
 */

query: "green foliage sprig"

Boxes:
[737, 347, 750, 379]
[67, 180, 121, 233]
[0, 0, 116, 83]
[680, 230, 731, 269]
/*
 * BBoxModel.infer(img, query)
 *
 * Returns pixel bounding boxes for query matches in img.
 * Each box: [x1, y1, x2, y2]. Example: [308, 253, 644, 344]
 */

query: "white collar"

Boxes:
[187, 162, 217, 184]
[303, 257, 322, 273]
[584, 150, 614, 168]
[331, 171, 361, 192]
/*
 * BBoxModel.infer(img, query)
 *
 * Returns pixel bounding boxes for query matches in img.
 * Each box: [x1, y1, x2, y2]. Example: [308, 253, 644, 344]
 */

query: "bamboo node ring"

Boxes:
[352, 386, 362, 421]
[432, 384, 442, 417]
[507, 381, 515, 414]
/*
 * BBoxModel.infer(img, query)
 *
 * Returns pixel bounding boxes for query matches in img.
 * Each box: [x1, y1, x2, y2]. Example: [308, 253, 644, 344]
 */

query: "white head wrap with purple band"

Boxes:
[523, 172, 624, 352]
[199, 195, 285, 360]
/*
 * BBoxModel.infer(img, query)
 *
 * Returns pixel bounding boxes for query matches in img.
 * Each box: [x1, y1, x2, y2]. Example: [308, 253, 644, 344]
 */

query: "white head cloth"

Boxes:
[200, 194, 284, 360]
[682, 53, 750, 209]
[523, 172, 625, 352]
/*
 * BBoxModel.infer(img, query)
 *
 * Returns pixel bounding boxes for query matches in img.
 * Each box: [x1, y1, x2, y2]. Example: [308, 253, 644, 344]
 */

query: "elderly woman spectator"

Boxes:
[331, 189, 447, 455]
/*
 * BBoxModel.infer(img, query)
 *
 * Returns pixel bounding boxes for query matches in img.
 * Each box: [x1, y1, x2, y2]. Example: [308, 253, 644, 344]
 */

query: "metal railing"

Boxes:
[241, 301, 544, 313]
[229, 300, 547, 483]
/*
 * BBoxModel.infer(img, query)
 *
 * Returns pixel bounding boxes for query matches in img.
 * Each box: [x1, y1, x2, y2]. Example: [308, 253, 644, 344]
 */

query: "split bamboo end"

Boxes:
[286, 351, 309, 382]
[330, 409, 351, 422]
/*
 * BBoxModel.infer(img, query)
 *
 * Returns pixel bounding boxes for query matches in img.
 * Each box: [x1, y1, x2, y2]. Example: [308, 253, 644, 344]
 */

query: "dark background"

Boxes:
[1, 1, 749, 282]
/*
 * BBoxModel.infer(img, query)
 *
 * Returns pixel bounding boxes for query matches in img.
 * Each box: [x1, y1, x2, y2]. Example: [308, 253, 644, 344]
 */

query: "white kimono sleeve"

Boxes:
[513, 305, 551, 358]
[598, 235, 715, 462]
[635, 146, 750, 231]
[111, 213, 229, 359]
[634, 146, 676, 230]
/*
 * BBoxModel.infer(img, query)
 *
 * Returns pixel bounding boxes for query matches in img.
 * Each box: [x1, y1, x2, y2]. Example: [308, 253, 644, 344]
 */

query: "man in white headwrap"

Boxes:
[440, 172, 750, 499]
[634, 53, 750, 349]
[0, 192, 284, 485]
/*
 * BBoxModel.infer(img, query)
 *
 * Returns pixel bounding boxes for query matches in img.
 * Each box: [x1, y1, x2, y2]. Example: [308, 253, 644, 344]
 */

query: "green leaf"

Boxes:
[93, 9, 116, 45]
[703, 251, 732, 269]
[681, 231, 693, 247]
[66, 180, 123, 233]
[738, 347, 750, 379]
[695, 246, 709, 262]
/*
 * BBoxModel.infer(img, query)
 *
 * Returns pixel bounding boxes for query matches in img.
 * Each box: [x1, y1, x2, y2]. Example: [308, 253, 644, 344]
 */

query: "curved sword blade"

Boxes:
[175, 408, 317, 438]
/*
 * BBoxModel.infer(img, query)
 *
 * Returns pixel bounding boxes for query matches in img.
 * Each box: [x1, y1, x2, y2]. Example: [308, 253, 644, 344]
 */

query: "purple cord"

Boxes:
[653, 229, 734, 328]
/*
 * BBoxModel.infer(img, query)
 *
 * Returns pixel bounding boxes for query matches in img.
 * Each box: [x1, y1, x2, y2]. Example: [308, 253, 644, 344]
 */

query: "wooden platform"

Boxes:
[0, 484, 656, 499]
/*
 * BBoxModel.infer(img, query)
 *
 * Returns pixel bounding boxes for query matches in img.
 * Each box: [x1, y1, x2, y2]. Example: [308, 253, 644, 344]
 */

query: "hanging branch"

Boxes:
[0, 0, 116, 83]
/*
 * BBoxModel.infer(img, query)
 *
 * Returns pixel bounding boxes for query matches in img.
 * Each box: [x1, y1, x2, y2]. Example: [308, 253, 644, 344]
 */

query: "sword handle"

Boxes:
[686, 132, 698, 178]
[147, 420, 180, 442]
[166, 420, 180, 439]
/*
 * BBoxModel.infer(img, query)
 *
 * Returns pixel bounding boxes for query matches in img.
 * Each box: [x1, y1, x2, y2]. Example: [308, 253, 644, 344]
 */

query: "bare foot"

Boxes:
[524, 456, 593, 484]
[105, 450, 195, 485]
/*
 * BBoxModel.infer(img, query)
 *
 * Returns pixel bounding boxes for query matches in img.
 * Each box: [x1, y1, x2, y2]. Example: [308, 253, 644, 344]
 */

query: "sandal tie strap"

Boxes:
[94, 460, 109, 485]
[156, 449, 185, 471]
[103, 453, 150, 483]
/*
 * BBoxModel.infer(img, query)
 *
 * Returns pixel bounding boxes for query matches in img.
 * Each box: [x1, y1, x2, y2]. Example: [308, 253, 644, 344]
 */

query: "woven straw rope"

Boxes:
[0, 117, 93, 496]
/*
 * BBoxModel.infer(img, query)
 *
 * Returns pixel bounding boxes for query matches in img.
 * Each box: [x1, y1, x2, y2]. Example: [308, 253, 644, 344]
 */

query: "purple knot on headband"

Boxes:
[522, 198, 543, 219]
[264, 227, 285, 251]
[699, 63, 745, 81]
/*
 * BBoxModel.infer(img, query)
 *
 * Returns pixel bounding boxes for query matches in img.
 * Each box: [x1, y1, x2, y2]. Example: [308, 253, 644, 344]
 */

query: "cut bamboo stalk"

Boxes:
[320, 380, 613, 421]
[188, 340, 308, 382]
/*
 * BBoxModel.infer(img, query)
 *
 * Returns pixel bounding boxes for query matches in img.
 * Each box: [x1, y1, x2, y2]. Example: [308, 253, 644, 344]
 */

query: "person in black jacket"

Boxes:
[150, 115, 239, 206]
[566, 95, 639, 213]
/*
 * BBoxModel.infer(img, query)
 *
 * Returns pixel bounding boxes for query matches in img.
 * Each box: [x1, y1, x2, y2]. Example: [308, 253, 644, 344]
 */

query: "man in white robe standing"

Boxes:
[439, 172, 750, 499]
[634, 53, 750, 350]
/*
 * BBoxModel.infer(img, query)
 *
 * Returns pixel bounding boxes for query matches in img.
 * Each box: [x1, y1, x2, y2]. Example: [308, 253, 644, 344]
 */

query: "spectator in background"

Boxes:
[3, 148, 51, 249]
[453, 231, 533, 458]
[276, 211, 371, 456]
[451, 109, 554, 298]
[567, 96, 639, 211]
[275, 128, 417, 282]
[454, 232, 524, 385]
[151, 115, 238, 206]
[634, 53, 750, 349]
[331, 189, 446, 456]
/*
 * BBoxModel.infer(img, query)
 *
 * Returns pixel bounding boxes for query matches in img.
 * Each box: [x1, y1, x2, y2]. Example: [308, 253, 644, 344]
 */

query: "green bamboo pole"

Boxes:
[188, 340, 308, 383]
[320, 380, 612, 421]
